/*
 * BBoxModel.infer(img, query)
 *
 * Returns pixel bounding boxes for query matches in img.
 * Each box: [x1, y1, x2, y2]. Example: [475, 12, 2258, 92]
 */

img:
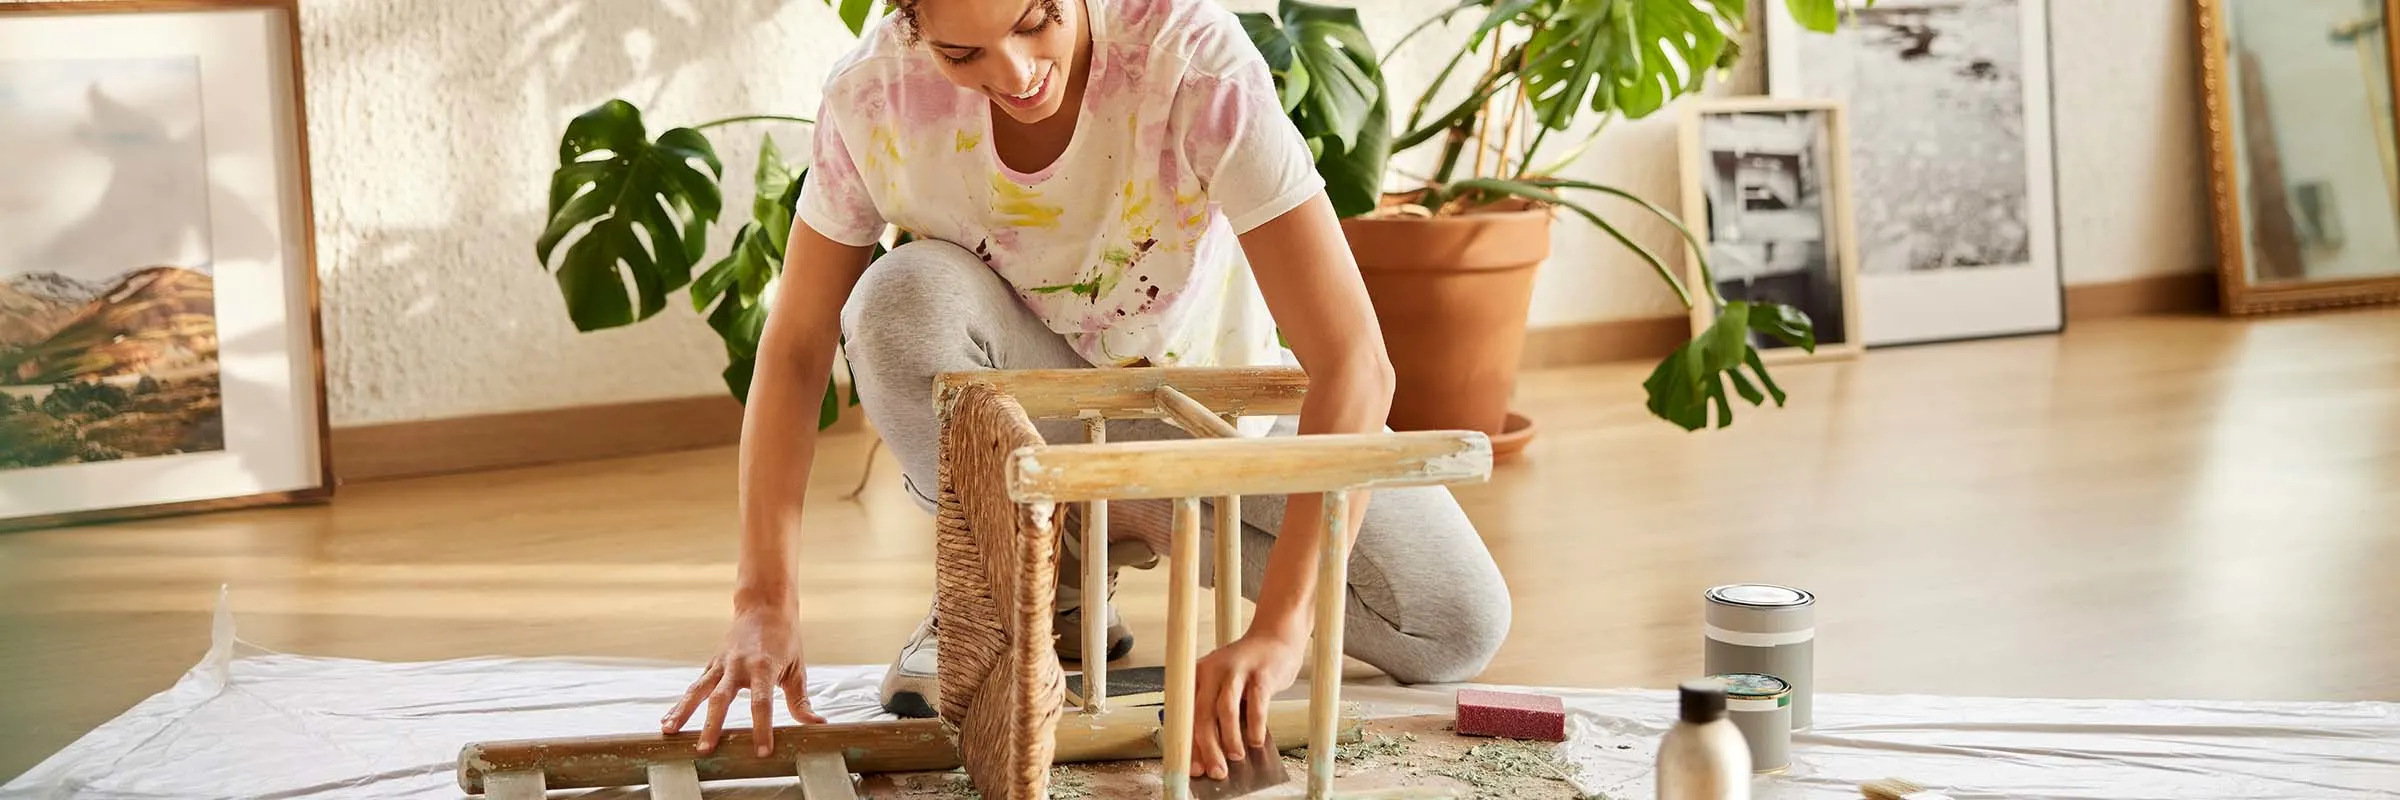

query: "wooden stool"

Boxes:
[454, 366, 1489, 800]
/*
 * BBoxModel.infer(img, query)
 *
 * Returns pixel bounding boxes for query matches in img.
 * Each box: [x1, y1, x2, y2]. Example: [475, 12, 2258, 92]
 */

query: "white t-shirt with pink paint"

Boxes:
[797, 0, 1322, 399]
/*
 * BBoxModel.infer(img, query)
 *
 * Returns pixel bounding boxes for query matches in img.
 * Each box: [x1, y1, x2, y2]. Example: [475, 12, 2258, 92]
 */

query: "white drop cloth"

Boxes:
[6, 596, 2396, 799]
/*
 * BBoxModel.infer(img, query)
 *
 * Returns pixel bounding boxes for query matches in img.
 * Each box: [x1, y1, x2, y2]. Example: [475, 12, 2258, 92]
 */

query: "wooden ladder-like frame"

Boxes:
[455, 366, 1491, 799]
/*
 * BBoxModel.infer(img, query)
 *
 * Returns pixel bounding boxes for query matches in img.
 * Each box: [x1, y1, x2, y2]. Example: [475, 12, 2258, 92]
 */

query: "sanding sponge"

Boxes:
[1454, 688, 1567, 741]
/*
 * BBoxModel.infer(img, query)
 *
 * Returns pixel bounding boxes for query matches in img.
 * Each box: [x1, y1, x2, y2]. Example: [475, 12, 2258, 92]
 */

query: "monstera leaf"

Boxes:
[1644, 301, 1816, 431]
[689, 134, 873, 427]
[1240, 0, 1390, 217]
[692, 135, 801, 406]
[536, 100, 724, 331]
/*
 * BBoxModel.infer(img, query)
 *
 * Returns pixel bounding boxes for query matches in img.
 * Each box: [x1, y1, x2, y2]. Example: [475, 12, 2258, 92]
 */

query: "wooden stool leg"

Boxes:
[1083, 416, 1110, 713]
[795, 750, 859, 799]
[644, 760, 700, 800]
[1214, 488, 1241, 645]
[1308, 490, 1352, 800]
[1162, 496, 1204, 800]
[483, 769, 546, 800]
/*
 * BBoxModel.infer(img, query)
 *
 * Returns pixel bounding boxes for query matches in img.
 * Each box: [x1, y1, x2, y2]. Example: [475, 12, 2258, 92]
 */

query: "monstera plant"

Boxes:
[534, 0, 1856, 432]
[1340, 0, 1853, 436]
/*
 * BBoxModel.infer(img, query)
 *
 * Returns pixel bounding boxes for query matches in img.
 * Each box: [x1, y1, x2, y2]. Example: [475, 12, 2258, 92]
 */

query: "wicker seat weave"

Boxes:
[933, 382, 1064, 800]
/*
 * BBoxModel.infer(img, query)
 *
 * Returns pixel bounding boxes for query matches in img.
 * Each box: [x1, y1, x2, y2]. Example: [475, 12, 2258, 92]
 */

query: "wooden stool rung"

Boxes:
[795, 750, 859, 799]
[644, 760, 699, 800]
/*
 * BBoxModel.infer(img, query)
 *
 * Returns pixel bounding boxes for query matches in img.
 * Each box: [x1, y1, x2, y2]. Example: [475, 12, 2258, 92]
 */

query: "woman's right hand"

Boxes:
[661, 597, 827, 756]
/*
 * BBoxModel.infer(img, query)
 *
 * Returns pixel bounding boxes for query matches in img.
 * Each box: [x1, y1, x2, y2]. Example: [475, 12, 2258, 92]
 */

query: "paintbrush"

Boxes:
[1859, 777, 1955, 800]
[1191, 705, 1291, 799]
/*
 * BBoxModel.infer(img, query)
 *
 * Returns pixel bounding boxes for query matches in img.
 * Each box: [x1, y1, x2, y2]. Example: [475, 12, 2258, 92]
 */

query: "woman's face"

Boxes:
[914, 0, 1085, 125]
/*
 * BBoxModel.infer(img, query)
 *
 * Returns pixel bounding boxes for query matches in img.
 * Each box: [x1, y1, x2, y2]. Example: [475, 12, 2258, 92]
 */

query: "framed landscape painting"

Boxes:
[0, 0, 330, 531]
[1766, 0, 2065, 346]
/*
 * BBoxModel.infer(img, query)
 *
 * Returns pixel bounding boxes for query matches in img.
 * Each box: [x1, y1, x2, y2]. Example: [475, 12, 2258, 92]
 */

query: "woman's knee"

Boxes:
[1376, 571, 1511, 684]
[1346, 492, 1513, 684]
[839, 239, 1004, 355]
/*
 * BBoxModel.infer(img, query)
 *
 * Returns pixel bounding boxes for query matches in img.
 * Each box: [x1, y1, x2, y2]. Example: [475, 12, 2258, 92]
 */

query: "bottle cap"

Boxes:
[1679, 678, 1728, 723]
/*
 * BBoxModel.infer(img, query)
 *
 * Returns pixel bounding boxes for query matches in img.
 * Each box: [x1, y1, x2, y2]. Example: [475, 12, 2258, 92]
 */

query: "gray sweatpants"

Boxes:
[839, 239, 1510, 684]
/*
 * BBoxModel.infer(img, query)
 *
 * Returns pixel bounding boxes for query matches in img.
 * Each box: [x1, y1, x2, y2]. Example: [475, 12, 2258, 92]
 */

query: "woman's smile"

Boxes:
[995, 64, 1053, 110]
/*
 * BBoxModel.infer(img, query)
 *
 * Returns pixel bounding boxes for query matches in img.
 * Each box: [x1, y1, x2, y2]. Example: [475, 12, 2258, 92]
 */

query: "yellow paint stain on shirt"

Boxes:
[956, 129, 981, 152]
[1173, 188, 1209, 229]
[1120, 181, 1158, 241]
[873, 126, 902, 163]
[991, 173, 1064, 229]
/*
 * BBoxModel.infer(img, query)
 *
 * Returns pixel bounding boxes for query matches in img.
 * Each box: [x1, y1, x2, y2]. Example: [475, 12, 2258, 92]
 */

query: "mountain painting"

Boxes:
[0, 56, 223, 470]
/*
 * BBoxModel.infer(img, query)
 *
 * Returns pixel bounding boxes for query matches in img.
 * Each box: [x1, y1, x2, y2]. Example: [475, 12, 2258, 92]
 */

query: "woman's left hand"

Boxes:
[1190, 629, 1308, 780]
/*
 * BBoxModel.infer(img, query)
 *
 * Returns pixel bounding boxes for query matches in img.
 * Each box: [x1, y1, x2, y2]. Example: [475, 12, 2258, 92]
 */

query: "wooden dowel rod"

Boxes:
[1162, 496, 1204, 800]
[457, 700, 1364, 794]
[645, 760, 701, 800]
[1157, 386, 1241, 438]
[1214, 491, 1241, 647]
[1308, 491, 1353, 799]
[1082, 417, 1110, 714]
[936, 367, 1308, 421]
[794, 750, 858, 800]
[1008, 431, 1493, 504]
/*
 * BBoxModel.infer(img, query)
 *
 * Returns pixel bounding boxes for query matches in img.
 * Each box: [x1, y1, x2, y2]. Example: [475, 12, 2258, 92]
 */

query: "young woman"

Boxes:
[660, 0, 1511, 781]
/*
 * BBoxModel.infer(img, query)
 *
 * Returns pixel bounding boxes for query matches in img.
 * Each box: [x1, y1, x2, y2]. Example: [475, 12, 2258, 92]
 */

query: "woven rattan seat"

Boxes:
[934, 382, 1065, 800]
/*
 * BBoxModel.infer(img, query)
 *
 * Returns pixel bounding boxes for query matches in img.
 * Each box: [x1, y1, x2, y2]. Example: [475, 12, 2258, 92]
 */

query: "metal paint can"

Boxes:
[1703, 583, 1815, 730]
[1710, 672, 1793, 773]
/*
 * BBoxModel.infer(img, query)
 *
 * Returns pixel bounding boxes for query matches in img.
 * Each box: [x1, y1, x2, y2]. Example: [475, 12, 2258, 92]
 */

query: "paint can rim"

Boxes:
[1706, 583, 1815, 609]
[1707, 672, 1793, 701]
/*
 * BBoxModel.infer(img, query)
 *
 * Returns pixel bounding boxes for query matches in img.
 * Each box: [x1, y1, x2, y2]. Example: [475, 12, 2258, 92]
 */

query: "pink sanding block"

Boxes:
[1454, 688, 1567, 741]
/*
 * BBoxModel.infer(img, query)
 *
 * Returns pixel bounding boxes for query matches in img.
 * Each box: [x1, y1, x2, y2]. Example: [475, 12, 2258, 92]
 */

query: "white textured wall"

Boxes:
[300, 2, 857, 424]
[8, 0, 2219, 423]
[2049, 0, 2216, 287]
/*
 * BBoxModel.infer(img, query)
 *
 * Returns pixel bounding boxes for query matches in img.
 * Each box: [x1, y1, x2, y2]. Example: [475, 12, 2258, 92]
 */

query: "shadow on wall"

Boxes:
[17, 84, 273, 284]
[297, 0, 820, 422]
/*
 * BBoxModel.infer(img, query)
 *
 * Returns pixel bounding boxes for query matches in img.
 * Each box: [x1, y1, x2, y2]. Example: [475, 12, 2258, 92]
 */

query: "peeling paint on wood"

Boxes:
[1004, 432, 1494, 504]
[935, 367, 1310, 422]
[455, 703, 1362, 793]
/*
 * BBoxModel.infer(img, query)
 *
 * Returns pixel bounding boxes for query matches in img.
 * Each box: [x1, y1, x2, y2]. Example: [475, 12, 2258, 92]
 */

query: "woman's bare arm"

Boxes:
[1238, 191, 1394, 642]
[664, 218, 874, 755]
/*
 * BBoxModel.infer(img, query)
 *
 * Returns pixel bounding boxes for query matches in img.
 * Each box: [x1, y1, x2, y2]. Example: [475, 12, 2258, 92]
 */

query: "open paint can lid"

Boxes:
[1709, 672, 1792, 702]
[1707, 584, 1814, 609]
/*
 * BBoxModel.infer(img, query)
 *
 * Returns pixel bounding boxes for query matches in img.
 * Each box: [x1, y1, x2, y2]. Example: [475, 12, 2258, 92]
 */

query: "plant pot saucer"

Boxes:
[1490, 411, 1536, 461]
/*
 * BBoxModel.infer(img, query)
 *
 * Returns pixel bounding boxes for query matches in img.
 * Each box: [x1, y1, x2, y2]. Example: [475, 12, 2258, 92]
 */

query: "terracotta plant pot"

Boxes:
[1341, 201, 1552, 450]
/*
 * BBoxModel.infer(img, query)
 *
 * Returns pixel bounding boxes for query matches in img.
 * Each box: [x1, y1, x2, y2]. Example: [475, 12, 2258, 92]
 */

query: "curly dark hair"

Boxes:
[889, 0, 1064, 46]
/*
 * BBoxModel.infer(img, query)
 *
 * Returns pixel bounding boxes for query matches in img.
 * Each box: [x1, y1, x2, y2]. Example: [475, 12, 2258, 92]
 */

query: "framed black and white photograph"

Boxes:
[1680, 97, 1863, 363]
[0, 0, 330, 531]
[1766, 0, 2063, 347]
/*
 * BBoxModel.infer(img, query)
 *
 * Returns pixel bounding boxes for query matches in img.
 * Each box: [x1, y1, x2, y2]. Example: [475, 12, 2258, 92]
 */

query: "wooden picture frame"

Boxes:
[0, 0, 332, 532]
[1765, 0, 2065, 347]
[2195, 0, 2400, 314]
[1679, 97, 1865, 364]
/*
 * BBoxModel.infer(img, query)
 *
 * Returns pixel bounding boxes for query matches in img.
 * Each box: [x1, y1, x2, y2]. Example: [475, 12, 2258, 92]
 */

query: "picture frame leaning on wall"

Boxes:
[0, 0, 332, 532]
[1680, 96, 1865, 365]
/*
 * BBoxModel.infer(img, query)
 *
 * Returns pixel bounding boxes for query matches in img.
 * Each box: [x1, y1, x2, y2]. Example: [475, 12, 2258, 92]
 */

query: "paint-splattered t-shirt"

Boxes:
[797, 0, 1322, 391]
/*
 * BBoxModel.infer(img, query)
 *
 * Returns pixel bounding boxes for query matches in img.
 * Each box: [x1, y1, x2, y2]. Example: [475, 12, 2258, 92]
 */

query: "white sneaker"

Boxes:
[877, 611, 940, 718]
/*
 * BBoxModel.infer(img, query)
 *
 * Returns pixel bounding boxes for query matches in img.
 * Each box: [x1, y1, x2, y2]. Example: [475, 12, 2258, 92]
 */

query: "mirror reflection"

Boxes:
[2225, 0, 2400, 284]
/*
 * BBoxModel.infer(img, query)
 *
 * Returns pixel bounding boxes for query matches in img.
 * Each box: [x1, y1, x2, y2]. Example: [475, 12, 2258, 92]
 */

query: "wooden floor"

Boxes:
[4, 308, 2397, 780]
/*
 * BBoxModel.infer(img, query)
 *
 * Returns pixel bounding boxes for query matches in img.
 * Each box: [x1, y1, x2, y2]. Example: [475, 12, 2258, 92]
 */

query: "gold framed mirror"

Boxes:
[2198, 0, 2400, 314]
